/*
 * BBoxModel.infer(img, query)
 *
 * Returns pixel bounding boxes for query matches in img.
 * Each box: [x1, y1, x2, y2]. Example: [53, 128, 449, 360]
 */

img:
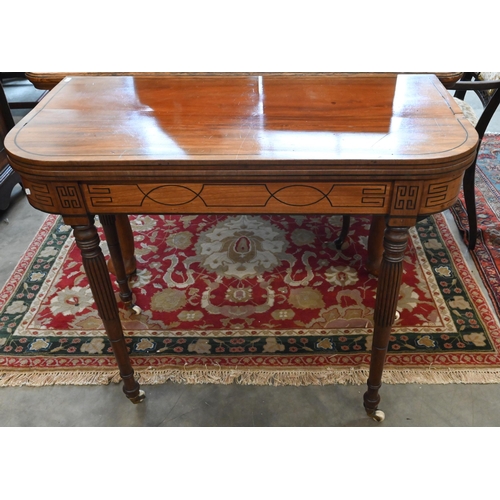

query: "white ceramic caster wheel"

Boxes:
[371, 409, 385, 422]
[131, 305, 142, 315]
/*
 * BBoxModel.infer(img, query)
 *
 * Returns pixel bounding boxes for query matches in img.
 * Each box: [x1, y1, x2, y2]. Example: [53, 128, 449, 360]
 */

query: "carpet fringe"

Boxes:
[3, 366, 500, 388]
[0, 370, 122, 387]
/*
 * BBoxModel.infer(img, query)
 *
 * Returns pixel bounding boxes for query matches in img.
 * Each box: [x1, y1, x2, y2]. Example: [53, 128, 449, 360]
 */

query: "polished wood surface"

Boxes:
[5, 74, 478, 418]
[8, 75, 476, 216]
[14, 75, 470, 166]
[26, 72, 464, 91]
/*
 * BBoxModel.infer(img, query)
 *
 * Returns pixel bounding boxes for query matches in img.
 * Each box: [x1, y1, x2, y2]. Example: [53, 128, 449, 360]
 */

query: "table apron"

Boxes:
[20, 174, 464, 218]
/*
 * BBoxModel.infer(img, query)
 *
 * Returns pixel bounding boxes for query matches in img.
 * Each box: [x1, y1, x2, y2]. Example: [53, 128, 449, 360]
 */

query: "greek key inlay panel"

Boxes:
[393, 185, 420, 211]
[423, 176, 462, 209]
[56, 186, 82, 209]
[21, 179, 85, 214]
[29, 181, 54, 208]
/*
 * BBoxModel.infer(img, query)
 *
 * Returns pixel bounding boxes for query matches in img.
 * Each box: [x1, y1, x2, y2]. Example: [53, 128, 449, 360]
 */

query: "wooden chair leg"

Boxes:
[334, 215, 351, 249]
[463, 163, 478, 250]
[333, 215, 385, 275]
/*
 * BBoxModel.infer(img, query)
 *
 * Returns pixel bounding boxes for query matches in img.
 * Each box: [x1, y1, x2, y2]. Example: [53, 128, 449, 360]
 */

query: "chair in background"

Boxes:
[0, 73, 48, 110]
[450, 72, 500, 250]
[0, 81, 22, 210]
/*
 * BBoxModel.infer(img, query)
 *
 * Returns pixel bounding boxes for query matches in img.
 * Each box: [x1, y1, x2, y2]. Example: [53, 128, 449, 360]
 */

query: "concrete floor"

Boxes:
[2, 76, 500, 427]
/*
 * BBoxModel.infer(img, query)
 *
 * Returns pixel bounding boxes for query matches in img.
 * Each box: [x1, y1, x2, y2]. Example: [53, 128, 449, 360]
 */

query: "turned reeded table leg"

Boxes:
[364, 224, 410, 421]
[100, 214, 141, 314]
[107, 214, 137, 277]
[72, 218, 145, 404]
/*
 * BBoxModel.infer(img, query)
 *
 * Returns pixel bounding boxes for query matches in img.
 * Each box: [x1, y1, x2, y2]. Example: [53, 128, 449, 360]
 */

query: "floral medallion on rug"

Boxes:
[1, 205, 500, 387]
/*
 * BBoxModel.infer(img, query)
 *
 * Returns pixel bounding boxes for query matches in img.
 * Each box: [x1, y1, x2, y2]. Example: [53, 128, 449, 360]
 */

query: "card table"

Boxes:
[5, 74, 478, 420]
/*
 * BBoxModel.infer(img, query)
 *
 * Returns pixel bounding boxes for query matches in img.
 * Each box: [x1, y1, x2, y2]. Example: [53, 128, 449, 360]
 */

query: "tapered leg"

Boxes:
[73, 219, 145, 404]
[364, 225, 410, 421]
[107, 214, 137, 277]
[366, 215, 385, 276]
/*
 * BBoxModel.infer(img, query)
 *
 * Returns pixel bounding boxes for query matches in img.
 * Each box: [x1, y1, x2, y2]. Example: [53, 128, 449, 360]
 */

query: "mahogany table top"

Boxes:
[7, 74, 477, 185]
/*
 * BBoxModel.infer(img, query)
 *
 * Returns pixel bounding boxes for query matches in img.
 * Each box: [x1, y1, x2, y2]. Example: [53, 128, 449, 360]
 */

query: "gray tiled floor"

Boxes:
[1, 75, 500, 427]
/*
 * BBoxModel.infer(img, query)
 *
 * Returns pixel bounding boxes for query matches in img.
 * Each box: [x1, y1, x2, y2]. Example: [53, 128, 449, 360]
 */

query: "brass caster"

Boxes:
[130, 389, 146, 404]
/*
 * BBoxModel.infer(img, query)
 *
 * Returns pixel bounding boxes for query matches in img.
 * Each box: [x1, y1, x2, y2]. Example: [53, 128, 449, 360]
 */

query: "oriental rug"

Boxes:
[451, 134, 500, 318]
[1, 206, 500, 388]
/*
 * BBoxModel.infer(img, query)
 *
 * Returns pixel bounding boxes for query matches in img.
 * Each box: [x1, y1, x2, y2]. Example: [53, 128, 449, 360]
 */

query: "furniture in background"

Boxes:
[449, 73, 500, 250]
[0, 81, 22, 211]
[0, 73, 48, 110]
[5, 74, 478, 420]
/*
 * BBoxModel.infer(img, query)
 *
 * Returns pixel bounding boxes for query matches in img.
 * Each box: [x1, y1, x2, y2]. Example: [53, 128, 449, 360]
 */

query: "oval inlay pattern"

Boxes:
[141, 185, 202, 206]
[271, 185, 331, 206]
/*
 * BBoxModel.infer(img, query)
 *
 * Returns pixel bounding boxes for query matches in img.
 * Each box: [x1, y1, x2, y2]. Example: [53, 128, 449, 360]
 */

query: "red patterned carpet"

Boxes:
[2, 142, 500, 387]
